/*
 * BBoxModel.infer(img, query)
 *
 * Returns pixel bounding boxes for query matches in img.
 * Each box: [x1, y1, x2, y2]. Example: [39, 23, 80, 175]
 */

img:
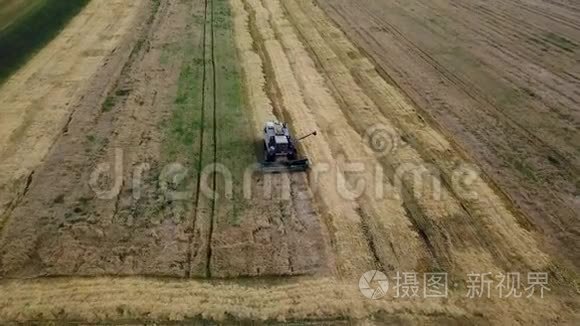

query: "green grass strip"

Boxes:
[213, 0, 256, 225]
[162, 0, 255, 225]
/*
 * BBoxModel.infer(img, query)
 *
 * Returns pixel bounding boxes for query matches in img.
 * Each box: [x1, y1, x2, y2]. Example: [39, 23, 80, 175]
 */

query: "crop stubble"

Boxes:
[0, 0, 577, 324]
[315, 0, 580, 270]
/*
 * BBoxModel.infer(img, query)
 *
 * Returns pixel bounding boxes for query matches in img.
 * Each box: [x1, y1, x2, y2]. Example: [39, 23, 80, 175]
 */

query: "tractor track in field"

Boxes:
[208, 0, 218, 278]
[187, 0, 218, 278]
[185, 0, 207, 278]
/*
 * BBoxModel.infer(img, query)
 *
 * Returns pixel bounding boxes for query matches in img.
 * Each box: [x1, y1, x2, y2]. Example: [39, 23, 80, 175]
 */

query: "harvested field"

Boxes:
[0, 0, 145, 240]
[0, 0, 578, 324]
[316, 0, 580, 270]
[0, 0, 330, 278]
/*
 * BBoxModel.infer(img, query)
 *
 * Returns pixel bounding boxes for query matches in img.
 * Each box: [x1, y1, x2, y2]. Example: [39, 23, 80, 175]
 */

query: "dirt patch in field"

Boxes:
[316, 0, 580, 270]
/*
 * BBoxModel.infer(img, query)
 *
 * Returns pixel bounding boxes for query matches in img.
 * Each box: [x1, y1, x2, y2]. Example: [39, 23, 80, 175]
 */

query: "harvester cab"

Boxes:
[261, 121, 316, 173]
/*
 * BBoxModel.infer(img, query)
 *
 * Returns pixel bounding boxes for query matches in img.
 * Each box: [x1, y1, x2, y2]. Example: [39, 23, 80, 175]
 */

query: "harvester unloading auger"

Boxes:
[261, 121, 317, 173]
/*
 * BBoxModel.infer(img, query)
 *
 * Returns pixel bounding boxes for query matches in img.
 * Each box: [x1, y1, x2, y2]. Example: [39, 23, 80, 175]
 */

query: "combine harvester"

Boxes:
[261, 121, 317, 173]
